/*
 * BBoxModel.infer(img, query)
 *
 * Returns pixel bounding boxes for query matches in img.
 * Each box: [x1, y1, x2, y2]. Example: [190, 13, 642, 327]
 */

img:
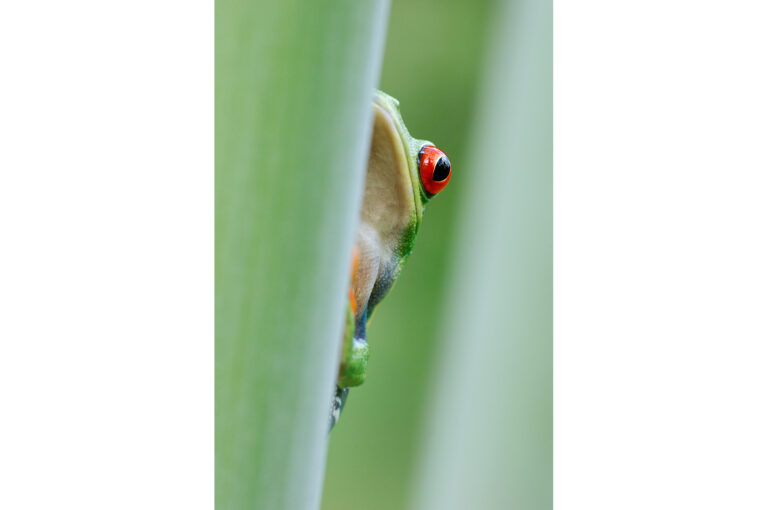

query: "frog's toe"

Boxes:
[329, 386, 349, 431]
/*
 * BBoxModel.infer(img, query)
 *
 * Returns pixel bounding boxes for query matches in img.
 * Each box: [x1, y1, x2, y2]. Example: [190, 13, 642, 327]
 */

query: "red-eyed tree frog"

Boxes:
[330, 91, 452, 428]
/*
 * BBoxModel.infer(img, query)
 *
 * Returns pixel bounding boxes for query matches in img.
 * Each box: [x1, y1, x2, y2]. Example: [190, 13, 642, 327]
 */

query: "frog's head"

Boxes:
[353, 91, 452, 319]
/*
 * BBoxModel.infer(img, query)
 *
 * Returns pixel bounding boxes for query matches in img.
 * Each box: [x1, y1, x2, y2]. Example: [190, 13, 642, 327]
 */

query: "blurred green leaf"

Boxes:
[321, 1, 495, 509]
[411, 0, 553, 508]
[216, 1, 389, 509]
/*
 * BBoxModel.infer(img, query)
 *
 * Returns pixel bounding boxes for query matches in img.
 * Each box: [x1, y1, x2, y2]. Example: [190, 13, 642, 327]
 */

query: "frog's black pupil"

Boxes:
[432, 156, 451, 182]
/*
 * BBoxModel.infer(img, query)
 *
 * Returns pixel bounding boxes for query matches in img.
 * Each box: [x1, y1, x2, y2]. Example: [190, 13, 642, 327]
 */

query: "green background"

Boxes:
[322, 0, 497, 508]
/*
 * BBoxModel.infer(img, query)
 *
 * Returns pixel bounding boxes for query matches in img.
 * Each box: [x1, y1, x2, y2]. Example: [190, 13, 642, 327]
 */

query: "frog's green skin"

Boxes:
[330, 91, 441, 429]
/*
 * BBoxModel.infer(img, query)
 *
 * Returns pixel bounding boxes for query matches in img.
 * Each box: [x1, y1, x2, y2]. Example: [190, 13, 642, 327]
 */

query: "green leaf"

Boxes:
[216, 1, 390, 508]
[411, 0, 553, 508]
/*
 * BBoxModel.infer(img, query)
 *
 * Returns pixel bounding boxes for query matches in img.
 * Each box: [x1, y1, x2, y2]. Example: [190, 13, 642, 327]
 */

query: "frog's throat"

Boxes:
[351, 101, 420, 319]
[372, 92, 426, 229]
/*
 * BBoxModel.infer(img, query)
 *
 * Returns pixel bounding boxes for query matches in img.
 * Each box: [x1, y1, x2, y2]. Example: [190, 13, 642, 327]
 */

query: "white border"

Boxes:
[555, 1, 768, 508]
[0, 1, 213, 508]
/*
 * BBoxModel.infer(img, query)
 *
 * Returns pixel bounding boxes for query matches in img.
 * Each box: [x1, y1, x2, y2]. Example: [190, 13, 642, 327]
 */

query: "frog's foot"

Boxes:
[338, 335, 369, 388]
[338, 245, 369, 389]
[329, 386, 349, 431]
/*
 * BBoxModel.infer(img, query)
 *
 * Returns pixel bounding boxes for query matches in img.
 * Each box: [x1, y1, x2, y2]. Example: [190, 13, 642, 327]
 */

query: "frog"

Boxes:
[330, 90, 452, 429]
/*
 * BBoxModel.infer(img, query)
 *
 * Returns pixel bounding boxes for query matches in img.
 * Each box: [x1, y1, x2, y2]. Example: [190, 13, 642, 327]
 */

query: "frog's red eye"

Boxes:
[418, 145, 452, 196]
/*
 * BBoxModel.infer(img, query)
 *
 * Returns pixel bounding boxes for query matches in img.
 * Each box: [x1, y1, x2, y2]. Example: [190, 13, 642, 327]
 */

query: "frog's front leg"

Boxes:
[338, 234, 378, 389]
[330, 232, 381, 429]
[330, 280, 367, 430]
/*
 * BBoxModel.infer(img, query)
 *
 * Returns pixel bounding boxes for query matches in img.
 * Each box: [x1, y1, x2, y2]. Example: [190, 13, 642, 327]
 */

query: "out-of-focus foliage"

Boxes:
[411, 0, 553, 508]
[321, 1, 497, 509]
